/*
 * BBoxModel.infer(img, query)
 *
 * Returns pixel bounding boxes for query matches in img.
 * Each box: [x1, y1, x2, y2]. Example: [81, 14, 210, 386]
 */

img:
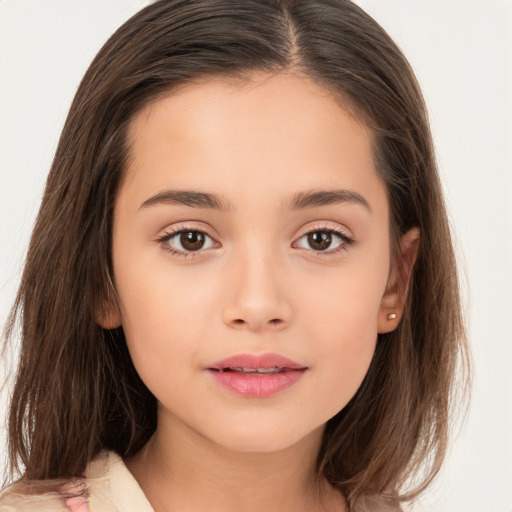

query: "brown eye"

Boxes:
[307, 231, 332, 251]
[180, 231, 206, 251]
[294, 228, 352, 255]
[158, 228, 217, 256]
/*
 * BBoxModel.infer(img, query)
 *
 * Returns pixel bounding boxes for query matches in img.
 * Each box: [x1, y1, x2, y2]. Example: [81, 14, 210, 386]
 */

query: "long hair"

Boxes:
[3, 0, 469, 507]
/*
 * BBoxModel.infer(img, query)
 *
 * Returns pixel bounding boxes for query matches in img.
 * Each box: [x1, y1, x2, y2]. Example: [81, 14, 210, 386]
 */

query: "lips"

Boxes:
[207, 353, 307, 398]
[209, 352, 306, 371]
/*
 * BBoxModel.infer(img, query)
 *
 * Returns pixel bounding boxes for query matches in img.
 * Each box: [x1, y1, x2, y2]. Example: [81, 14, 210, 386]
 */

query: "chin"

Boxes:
[204, 420, 325, 455]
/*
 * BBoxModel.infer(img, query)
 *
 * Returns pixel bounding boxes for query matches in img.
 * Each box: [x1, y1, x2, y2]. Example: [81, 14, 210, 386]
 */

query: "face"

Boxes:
[106, 72, 403, 453]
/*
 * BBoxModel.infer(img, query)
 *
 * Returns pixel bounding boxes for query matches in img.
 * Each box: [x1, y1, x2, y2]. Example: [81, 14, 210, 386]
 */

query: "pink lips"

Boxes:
[207, 353, 307, 398]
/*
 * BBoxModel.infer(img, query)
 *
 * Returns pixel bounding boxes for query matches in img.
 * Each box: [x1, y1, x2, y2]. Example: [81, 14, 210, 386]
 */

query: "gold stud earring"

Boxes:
[387, 313, 397, 320]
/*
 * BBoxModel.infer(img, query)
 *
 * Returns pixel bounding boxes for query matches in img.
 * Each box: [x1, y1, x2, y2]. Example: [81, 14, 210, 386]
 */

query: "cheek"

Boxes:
[300, 253, 389, 410]
[304, 306, 378, 420]
[112, 249, 226, 386]
[301, 248, 389, 337]
[301, 296, 378, 372]
[113, 257, 196, 370]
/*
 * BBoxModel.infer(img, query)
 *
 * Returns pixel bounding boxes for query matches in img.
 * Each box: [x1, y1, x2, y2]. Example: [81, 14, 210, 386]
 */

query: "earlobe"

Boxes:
[96, 288, 122, 330]
[378, 227, 420, 334]
[98, 308, 122, 330]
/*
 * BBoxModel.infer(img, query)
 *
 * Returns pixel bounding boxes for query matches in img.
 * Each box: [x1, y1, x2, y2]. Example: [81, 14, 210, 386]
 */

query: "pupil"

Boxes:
[181, 231, 205, 251]
[308, 231, 331, 250]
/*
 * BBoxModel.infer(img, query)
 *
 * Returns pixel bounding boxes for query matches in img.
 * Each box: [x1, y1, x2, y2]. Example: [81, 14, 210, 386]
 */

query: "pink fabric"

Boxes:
[58, 481, 90, 512]
[64, 495, 89, 512]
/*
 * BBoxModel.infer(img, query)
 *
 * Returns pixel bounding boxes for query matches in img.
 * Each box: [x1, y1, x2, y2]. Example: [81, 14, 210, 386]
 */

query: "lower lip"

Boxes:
[208, 369, 306, 398]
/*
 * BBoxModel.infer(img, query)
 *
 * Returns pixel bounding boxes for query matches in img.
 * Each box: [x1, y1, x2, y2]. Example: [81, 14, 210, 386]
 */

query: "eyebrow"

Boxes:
[139, 188, 371, 212]
[286, 189, 371, 212]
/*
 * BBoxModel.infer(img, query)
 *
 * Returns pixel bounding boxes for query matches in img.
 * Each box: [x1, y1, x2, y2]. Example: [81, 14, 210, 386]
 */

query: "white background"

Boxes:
[0, 1, 511, 511]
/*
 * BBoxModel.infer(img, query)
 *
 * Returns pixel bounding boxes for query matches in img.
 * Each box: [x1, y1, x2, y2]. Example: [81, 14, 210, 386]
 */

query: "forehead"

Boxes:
[121, 71, 384, 215]
[128, 71, 367, 149]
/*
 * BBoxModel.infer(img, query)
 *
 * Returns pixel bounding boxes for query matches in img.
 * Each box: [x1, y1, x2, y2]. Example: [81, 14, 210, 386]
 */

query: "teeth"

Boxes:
[226, 366, 284, 374]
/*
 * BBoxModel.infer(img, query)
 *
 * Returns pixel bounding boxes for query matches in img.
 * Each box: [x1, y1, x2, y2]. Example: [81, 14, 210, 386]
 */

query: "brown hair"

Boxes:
[3, 0, 469, 508]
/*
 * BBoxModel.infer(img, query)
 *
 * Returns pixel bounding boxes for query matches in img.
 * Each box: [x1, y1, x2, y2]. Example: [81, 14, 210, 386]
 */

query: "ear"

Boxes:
[96, 287, 122, 330]
[378, 227, 420, 334]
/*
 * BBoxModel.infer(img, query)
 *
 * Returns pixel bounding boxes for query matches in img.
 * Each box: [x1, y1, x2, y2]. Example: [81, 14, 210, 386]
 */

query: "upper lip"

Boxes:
[208, 352, 307, 371]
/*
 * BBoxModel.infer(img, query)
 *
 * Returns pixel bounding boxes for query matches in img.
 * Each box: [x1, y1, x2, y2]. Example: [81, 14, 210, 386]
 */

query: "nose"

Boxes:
[221, 247, 292, 332]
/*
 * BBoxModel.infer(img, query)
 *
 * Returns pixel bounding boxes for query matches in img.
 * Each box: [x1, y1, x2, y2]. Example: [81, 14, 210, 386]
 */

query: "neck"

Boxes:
[124, 412, 346, 512]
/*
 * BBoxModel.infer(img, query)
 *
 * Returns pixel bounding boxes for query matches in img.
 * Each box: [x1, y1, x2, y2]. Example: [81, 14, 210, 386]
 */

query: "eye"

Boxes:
[294, 227, 354, 255]
[156, 223, 354, 259]
[156, 227, 219, 258]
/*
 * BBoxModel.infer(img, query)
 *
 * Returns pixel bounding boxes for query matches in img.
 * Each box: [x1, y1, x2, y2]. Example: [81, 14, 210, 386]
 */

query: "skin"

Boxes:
[101, 71, 419, 512]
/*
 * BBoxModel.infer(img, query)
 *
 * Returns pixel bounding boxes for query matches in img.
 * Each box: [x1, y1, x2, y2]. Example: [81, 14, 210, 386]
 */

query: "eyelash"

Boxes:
[155, 223, 355, 260]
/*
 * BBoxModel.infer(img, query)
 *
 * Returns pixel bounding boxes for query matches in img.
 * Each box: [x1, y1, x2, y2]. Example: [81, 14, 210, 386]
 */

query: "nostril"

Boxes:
[226, 316, 287, 330]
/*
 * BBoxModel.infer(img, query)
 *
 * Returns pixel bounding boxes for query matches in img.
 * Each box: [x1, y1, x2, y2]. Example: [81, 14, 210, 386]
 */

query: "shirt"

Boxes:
[0, 451, 154, 512]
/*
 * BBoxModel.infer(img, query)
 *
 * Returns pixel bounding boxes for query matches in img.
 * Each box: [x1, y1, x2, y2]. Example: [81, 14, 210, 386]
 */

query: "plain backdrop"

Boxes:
[1, 1, 511, 511]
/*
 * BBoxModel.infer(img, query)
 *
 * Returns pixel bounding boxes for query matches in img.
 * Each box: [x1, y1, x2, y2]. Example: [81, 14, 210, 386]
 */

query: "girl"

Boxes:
[0, 0, 469, 511]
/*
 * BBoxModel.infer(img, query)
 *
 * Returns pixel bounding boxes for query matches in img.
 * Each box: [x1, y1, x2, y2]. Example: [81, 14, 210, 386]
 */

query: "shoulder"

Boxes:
[0, 451, 152, 512]
[0, 451, 113, 512]
[0, 478, 86, 512]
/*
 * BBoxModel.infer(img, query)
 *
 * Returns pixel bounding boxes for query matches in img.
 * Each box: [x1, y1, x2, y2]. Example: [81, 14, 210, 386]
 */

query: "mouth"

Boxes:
[207, 353, 307, 398]
[208, 352, 307, 372]
[211, 367, 295, 374]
